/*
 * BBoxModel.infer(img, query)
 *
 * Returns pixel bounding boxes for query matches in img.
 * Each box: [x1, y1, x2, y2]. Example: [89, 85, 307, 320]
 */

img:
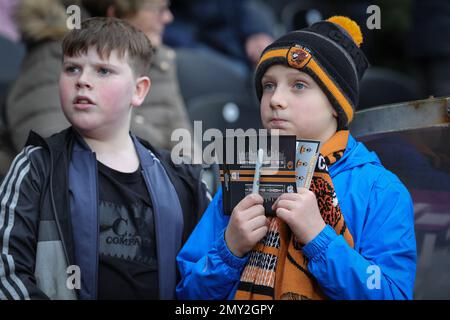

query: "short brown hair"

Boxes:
[62, 17, 154, 76]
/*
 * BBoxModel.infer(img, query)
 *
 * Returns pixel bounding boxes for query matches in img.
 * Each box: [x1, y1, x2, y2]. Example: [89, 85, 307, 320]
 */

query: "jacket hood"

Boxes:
[15, 0, 84, 45]
[329, 134, 382, 177]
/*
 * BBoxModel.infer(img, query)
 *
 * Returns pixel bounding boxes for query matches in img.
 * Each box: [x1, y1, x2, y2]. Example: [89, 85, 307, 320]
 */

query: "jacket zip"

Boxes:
[48, 143, 71, 268]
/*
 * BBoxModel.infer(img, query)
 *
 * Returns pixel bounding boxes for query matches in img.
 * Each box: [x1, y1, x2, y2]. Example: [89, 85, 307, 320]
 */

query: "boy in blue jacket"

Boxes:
[176, 16, 416, 300]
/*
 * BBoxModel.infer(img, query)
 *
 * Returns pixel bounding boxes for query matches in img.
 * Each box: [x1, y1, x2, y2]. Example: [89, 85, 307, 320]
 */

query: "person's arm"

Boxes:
[176, 189, 268, 300]
[303, 178, 416, 299]
[176, 189, 246, 299]
[0, 146, 50, 299]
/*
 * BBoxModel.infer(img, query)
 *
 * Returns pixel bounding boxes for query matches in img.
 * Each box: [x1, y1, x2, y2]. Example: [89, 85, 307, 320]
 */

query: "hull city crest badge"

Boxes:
[287, 45, 312, 69]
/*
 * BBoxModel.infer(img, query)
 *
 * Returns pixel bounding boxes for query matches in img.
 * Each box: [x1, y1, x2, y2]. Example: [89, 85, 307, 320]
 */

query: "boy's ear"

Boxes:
[332, 109, 338, 117]
[131, 76, 151, 108]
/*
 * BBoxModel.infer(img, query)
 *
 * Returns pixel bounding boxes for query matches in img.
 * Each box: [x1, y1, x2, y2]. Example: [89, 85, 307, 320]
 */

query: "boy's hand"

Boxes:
[272, 188, 326, 245]
[225, 193, 269, 257]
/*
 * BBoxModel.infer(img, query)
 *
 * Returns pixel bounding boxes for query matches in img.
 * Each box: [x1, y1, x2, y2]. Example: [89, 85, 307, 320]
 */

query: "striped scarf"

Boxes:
[234, 130, 354, 300]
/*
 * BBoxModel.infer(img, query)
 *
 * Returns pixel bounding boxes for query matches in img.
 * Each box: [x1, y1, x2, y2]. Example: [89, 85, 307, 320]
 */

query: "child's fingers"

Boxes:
[272, 193, 299, 209]
[243, 204, 265, 220]
[246, 215, 269, 232]
[234, 193, 263, 213]
[275, 207, 291, 222]
[251, 225, 269, 243]
[273, 199, 296, 211]
[297, 187, 310, 194]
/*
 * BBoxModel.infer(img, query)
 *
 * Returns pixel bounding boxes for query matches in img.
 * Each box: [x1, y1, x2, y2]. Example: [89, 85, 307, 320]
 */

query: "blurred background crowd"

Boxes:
[1, 0, 449, 162]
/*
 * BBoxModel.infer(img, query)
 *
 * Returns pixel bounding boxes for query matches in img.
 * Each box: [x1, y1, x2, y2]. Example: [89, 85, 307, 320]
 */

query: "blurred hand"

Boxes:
[272, 188, 326, 245]
[245, 33, 274, 66]
[225, 193, 269, 257]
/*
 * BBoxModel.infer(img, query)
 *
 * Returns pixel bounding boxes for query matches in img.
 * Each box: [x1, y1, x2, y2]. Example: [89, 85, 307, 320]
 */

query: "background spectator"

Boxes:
[163, 0, 276, 80]
[0, 0, 21, 42]
[5, 0, 195, 159]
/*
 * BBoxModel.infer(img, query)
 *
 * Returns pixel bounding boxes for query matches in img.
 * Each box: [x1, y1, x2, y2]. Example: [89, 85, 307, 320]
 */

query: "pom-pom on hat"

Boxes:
[255, 16, 370, 129]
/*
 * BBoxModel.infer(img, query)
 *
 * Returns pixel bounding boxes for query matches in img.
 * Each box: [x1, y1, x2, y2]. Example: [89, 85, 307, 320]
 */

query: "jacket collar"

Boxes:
[70, 129, 156, 168]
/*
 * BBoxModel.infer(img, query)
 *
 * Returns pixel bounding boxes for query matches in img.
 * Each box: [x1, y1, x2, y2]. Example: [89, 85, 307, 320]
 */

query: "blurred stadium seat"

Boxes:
[187, 92, 262, 135]
[359, 67, 423, 109]
[175, 47, 250, 105]
[187, 92, 262, 196]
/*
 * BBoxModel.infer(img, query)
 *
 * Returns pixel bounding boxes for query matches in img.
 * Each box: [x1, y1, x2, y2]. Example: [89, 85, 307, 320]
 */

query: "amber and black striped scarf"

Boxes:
[234, 130, 354, 300]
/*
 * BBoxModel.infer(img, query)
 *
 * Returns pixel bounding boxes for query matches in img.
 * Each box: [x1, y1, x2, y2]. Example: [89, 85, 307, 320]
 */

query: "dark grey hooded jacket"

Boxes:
[0, 128, 210, 299]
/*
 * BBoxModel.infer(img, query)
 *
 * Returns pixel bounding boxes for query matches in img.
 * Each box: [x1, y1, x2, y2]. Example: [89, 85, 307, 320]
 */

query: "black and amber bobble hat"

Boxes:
[254, 16, 370, 130]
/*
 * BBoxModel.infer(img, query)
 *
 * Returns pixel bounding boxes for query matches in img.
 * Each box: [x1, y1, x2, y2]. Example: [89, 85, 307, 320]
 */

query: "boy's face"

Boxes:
[260, 64, 338, 143]
[59, 47, 149, 136]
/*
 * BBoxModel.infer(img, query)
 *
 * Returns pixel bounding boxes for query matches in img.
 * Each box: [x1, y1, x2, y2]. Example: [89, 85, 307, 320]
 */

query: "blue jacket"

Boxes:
[176, 134, 417, 300]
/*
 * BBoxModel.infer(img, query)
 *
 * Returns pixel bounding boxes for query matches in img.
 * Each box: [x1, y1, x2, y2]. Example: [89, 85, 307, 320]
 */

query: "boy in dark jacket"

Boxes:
[0, 17, 209, 300]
